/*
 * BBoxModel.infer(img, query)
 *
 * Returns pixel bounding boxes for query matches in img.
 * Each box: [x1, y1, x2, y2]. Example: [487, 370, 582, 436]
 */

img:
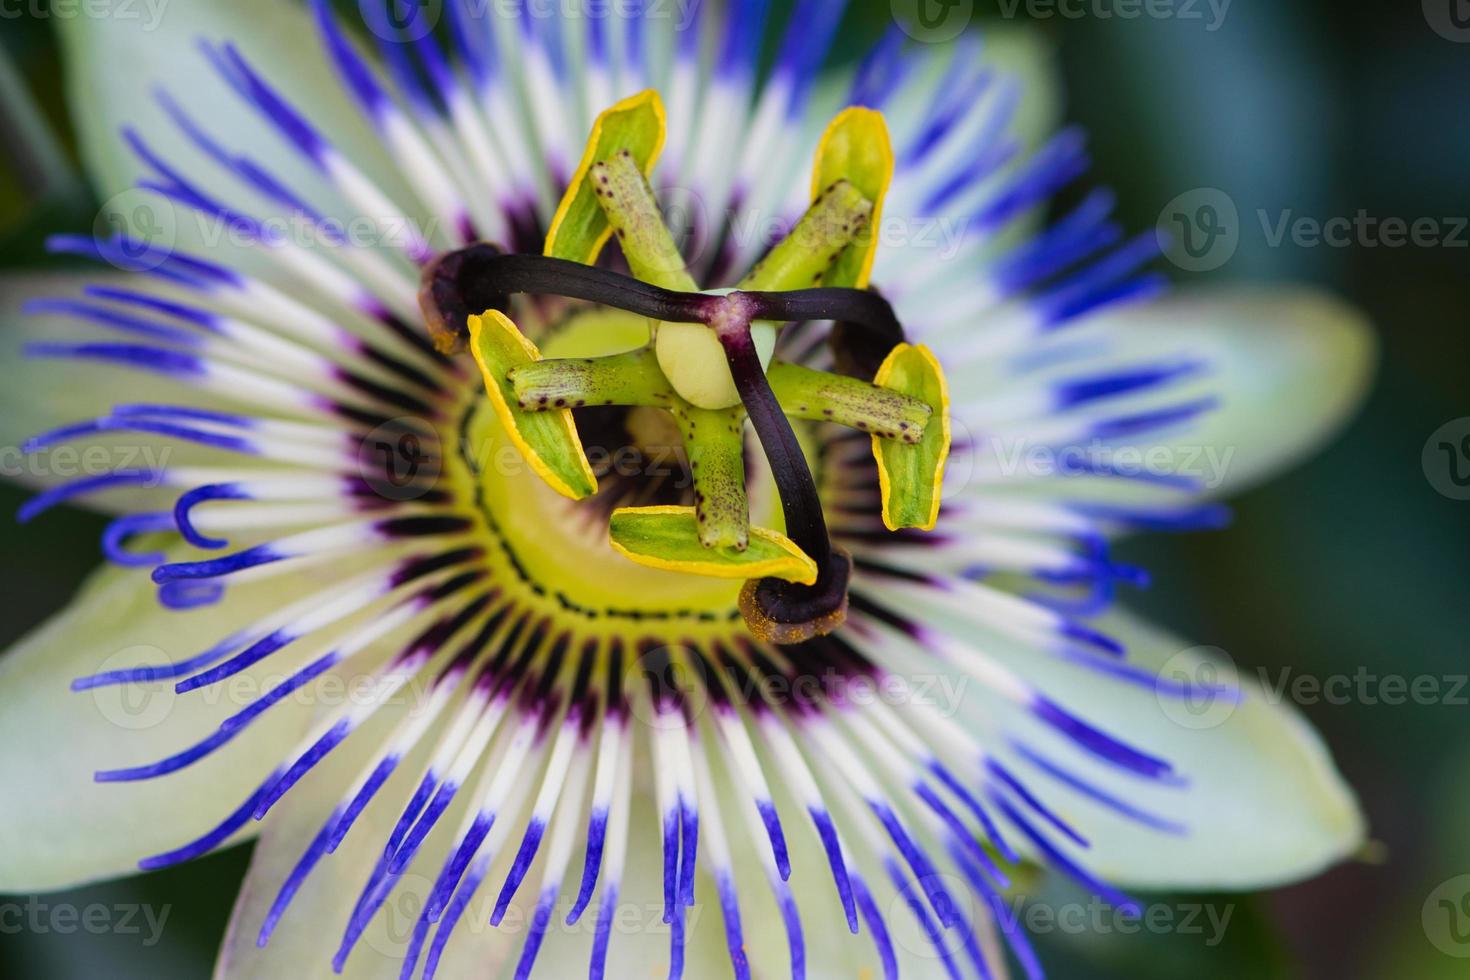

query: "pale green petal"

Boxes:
[871, 24, 1058, 160]
[975, 24, 1061, 154]
[1080, 286, 1376, 498]
[963, 604, 1366, 890]
[0, 271, 244, 509]
[54, 0, 399, 266]
[0, 556, 324, 891]
[1081, 608, 1364, 888]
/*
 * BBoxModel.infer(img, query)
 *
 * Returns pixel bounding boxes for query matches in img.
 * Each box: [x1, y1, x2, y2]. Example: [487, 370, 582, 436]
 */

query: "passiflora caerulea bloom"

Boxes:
[0, 2, 1373, 978]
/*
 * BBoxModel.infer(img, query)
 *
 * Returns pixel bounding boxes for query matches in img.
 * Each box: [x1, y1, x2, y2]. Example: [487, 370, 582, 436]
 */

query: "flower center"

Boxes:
[454, 306, 787, 623]
[421, 92, 951, 645]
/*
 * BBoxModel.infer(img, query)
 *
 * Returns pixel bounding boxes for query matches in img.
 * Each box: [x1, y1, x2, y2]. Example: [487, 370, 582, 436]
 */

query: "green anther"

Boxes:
[767, 360, 931, 442]
[675, 405, 751, 550]
[872, 343, 951, 532]
[544, 90, 667, 267]
[739, 180, 873, 291]
[589, 150, 749, 410]
[608, 506, 817, 584]
[590, 151, 697, 292]
[511, 346, 675, 409]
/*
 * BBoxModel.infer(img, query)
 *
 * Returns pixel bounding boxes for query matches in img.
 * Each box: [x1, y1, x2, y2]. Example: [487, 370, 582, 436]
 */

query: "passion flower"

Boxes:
[0, 2, 1371, 979]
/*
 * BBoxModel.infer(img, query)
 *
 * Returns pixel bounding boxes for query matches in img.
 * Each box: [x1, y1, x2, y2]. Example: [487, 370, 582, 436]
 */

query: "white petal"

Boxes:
[0, 556, 323, 891]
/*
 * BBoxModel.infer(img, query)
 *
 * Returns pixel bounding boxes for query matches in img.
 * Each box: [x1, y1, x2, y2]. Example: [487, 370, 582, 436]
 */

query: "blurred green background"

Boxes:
[2, 1, 1467, 977]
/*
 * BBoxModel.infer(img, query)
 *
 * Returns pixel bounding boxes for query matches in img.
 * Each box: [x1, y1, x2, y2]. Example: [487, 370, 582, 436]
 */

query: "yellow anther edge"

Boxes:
[467, 310, 599, 500]
[872, 343, 951, 532]
[608, 505, 819, 585]
[809, 106, 895, 289]
[544, 89, 668, 266]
